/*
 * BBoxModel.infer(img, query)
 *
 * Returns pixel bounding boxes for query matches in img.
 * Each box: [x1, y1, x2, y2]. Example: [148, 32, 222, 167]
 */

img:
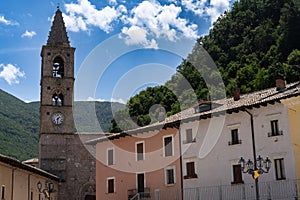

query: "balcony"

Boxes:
[268, 130, 283, 137]
[128, 188, 150, 199]
[184, 173, 198, 179]
[228, 140, 242, 146]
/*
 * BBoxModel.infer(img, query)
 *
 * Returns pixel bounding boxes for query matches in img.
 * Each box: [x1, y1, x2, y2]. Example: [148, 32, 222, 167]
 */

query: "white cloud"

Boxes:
[182, 0, 230, 25]
[63, 0, 127, 33]
[87, 97, 126, 104]
[21, 30, 36, 38]
[111, 98, 126, 104]
[0, 15, 19, 26]
[109, 0, 117, 6]
[0, 64, 25, 85]
[120, 26, 158, 49]
[121, 0, 198, 48]
[62, 0, 199, 48]
[87, 97, 106, 101]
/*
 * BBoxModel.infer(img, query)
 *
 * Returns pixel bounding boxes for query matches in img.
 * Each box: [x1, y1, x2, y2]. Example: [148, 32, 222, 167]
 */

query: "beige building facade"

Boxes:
[0, 154, 59, 200]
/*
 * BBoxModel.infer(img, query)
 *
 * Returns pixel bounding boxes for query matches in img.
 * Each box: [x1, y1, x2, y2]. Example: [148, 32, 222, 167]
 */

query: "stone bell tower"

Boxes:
[39, 8, 96, 200]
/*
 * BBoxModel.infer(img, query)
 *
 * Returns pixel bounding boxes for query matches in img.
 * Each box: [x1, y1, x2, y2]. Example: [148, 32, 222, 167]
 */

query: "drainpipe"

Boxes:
[11, 168, 15, 200]
[178, 127, 184, 200]
[28, 174, 31, 200]
[244, 109, 259, 200]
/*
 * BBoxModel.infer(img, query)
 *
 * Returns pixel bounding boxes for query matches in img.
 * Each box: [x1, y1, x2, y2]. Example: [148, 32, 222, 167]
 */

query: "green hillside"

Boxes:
[0, 89, 39, 161]
[0, 89, 123, 161]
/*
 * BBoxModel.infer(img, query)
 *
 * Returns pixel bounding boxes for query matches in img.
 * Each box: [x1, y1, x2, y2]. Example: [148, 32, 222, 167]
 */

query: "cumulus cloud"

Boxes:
[63, 0, 127, 33]
[182, 0, 230, 25]
[21, 30, 37, 38]
[121, 26, 158, 48]
[62, 0, 198, 48]
[109, 0, 117, 6]
[0, 64, 25, 85]
[0, 15, 19, 26]
[120, 0, 198, 48]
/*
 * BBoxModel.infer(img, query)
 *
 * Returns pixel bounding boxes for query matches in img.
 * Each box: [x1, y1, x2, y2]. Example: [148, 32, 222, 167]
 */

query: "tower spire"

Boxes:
[47, 8, 70, 46]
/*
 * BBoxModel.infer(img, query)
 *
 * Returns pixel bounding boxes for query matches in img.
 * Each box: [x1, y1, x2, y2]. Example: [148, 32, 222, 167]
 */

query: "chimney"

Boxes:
[276, 74, 286, 91]
[233, 88, 240, 101]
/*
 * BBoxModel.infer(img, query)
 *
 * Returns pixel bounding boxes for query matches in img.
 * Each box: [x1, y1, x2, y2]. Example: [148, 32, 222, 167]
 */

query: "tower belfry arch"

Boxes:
[39, 8, 96, 200]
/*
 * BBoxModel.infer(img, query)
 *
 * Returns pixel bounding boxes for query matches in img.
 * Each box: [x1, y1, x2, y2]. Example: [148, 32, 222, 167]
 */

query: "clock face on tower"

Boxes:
[51, 112, 64, 125]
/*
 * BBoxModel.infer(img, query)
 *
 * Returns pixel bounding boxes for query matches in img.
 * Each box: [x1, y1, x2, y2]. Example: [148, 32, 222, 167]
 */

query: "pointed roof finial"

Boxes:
[57, 3, 60, 9]
[46, 7, 70, 47]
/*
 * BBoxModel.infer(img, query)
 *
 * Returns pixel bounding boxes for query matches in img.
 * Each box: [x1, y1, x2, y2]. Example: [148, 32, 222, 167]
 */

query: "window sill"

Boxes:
[228, 140, 242, 145]
[184, 174, 198, 179]
[276, 178, 286, 181]
[183, 139, 197, 144]
[165, 183, 176, 186]
[231, 181, 244, 185]
[268, 131, 283, 137]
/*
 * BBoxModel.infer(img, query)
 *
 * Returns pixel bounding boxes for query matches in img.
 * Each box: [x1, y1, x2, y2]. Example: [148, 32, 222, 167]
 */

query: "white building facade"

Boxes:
[179, 83, 300, 199]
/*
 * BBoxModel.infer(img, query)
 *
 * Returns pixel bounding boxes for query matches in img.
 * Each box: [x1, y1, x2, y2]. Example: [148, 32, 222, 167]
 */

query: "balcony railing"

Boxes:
[268, 130, 283, 137]
[128, 188, 150, 199]
[228, 139, 242, 145]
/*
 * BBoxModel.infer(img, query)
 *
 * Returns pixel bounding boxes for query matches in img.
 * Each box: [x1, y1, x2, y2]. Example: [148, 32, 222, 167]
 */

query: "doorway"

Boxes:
[137, 173, 145, 193]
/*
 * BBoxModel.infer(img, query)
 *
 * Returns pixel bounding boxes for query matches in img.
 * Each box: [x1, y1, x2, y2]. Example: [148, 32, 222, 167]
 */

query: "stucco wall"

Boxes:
[181, 102, 297, 189]
[96, 127, 182, 200]
[282, 96, 300, 180]
[0, 162, 58, 200]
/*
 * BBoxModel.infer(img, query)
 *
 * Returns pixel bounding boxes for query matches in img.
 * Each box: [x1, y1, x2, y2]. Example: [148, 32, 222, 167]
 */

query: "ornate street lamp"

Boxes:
[37, 180, 56, 200]
[239, 155, 271, 179]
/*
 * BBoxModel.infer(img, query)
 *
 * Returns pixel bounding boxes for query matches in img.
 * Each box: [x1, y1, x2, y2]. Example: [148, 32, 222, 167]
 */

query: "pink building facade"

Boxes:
[95, 127, 182, 200]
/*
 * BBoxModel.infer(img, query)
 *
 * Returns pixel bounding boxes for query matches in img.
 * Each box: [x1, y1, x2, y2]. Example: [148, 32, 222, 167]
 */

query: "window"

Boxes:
[52, 93, 63, 106]
[269, 120, 283, 137]
[165, 167, 176, 185]
[229, 129, 241, 145]
[164, 136, 173, 157]
[136, 142, 144, 161]
[274, 158, 286, 180]
[107, 178, 115, 193]
[1, 185, 5, 200]
[52, 57, 64, 78]
[232, 164, 243, 184]
[184, 161, 197, 179]
[107, 148, 114, 166]
[184, 129, 195, 144]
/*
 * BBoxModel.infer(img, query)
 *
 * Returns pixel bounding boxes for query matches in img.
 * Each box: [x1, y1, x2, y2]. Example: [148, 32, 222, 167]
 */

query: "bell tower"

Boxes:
[40, 8, 75, 135]
[39, 8, 96, 200]
[39, 6, 75, 197]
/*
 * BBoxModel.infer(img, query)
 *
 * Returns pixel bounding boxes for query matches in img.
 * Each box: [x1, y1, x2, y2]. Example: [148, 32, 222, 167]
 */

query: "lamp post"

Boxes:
[242, 109, 272, 200]
[239, 155, 271, 176]
[239, 156, 271, 200]
[37, 180, 55, 200]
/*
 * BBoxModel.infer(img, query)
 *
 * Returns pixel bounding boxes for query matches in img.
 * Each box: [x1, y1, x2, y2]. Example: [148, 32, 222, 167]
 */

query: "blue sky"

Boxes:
[0, 0, 236, 103]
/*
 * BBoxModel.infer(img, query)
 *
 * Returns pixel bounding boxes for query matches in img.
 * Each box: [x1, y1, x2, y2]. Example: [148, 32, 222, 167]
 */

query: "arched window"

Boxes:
[52, 93, 63, 106]
[53, 57, 64, 78]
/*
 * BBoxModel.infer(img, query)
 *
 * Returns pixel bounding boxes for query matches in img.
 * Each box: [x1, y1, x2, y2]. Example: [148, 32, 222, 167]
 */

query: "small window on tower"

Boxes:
[52, 93, 63, 106]
[53, 57, 64, 78]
